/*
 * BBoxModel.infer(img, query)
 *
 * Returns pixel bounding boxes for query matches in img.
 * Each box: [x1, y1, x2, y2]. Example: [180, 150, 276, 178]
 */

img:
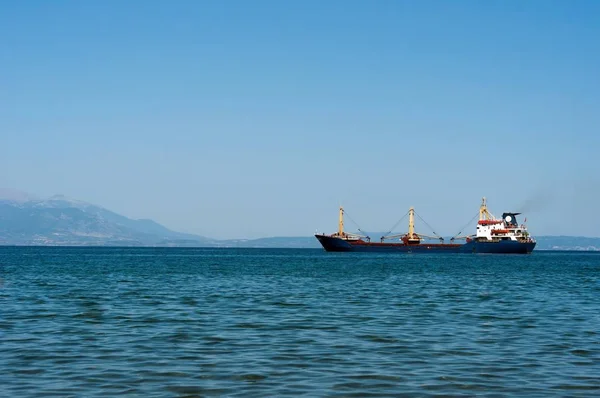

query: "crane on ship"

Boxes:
[332, 205, 444, 244]
[331, 206, 371, 241]
[380, 207, 444, 244]
[450, 197, 496, 242]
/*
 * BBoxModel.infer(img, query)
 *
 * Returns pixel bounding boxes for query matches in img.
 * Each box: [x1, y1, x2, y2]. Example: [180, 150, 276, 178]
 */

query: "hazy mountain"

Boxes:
[0, 193, 214, 246]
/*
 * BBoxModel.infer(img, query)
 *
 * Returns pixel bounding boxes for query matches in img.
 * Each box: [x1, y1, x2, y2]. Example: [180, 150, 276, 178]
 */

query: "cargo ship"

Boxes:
[315, 198, 536, 253]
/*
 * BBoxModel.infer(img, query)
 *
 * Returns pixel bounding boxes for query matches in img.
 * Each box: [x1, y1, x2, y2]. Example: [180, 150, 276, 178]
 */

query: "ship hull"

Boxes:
[461, 240, 536, 254]
[315, 235, 536, 254]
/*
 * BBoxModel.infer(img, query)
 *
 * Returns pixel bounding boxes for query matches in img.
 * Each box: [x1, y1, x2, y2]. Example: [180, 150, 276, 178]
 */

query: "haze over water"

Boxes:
[1, 247, 599, 397]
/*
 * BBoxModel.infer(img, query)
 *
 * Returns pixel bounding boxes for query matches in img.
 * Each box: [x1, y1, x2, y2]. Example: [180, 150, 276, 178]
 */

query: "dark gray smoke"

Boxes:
[516, 187, 555, 214]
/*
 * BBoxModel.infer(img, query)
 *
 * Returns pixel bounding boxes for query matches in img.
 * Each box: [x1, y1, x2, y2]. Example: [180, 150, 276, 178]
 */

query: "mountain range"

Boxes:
[0, 191, 598, 250]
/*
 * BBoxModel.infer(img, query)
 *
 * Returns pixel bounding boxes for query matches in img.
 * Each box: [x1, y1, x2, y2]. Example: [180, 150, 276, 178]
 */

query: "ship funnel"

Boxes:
[502, 212, 520, 227]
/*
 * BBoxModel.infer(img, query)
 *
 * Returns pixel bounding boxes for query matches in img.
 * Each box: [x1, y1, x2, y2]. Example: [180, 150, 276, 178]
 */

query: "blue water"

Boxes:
[1, 247, 599, 397]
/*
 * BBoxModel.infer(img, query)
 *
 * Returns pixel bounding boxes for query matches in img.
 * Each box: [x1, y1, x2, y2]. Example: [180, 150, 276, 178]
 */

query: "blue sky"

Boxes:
[1, 0, 599, 239]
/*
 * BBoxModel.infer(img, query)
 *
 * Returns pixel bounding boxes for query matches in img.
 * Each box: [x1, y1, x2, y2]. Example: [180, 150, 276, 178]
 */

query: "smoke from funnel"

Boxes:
[516, 187, 555, 214]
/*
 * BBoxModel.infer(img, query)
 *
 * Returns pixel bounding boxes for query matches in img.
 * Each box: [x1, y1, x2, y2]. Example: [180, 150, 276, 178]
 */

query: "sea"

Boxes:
[1, 246, 599, 397]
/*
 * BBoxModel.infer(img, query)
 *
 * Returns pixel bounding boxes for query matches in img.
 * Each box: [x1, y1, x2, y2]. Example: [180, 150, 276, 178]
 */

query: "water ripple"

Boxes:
[1, 247, 600, 396]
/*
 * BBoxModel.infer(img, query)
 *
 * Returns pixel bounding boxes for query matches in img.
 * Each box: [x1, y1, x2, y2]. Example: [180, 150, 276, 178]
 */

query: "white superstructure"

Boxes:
[472, 198, 534, 243]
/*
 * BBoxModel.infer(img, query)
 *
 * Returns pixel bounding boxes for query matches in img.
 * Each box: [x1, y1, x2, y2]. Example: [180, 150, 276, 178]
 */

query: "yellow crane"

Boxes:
[381, 207, 443, 244]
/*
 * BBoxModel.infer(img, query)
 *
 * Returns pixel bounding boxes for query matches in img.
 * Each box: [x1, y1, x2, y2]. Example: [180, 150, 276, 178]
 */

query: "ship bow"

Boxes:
[315, 234, 355, 252]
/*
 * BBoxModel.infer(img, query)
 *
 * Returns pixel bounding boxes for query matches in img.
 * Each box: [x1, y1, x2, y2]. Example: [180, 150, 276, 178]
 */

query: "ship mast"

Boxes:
[408, 207, 415, 239]
[406, 207, 421, 243]
[479, 197, 495, 221]
[338, 206, 344, 237]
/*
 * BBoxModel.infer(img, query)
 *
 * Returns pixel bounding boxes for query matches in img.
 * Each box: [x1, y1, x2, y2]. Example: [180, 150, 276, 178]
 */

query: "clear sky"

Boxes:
[2, 0, 599, 239]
